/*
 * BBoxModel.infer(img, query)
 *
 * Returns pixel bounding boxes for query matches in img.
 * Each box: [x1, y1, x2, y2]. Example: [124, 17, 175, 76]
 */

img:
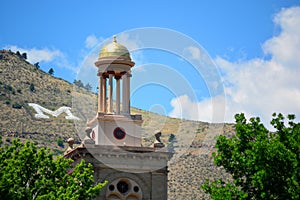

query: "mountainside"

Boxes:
[0, 50, 93, 154]
[0, 49, 234, 199]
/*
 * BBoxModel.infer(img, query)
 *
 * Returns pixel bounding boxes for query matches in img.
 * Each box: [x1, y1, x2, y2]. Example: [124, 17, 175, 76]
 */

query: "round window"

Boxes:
[108, 184, 115, 191]
[133, 186, 139, 193]
[117, 181, 129, 194]
[113, 127, 126, 140]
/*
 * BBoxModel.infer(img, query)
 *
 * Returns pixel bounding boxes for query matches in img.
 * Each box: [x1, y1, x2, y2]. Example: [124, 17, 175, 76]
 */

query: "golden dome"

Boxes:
[99, 36, 131, 59]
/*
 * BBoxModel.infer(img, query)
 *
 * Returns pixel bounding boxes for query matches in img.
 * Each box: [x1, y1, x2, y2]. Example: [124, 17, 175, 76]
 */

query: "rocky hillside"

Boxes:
[0, 49, 235, 199]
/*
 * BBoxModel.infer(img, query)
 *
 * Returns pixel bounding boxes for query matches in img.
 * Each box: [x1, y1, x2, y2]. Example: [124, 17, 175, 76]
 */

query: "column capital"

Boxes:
[98, 72, 109, 79]
[107, 70, 115, 75]
[120, 71, 127, 76]
[115, 75, 122, 80]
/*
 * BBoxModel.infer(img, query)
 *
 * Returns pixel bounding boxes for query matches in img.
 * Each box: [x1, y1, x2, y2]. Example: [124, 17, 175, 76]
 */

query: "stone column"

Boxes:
[108, 74, 113, 114]
[122, 74, 127, 115]
[126, 72, 131, 115]
[98, 75, 103, 113]
[115, 76, 121, 115]
[101, 76, 107, 113]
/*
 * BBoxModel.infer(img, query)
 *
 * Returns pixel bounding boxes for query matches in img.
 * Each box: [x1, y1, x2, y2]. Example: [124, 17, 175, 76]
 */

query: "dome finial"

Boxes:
[97, 35, 132, 59]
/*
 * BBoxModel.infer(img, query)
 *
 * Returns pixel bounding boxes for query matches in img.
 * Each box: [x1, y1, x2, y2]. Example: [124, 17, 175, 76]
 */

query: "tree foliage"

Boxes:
[73, 79, 93, 91]
[21, 53, 27, 60]
[48, 68, 54, 75]
[84, 83, 92, 91]
[15, 51, 27, 60]
[34, 62, 40, 70]
[167, 133, 176, 153]
[30, 83, 35, 92]
[202, 113, 300, 199]
[57, 138, 64, 148]
[16, 51, 21, 57]
[74, 79, 84, 88]
[0, 139, 106, 200]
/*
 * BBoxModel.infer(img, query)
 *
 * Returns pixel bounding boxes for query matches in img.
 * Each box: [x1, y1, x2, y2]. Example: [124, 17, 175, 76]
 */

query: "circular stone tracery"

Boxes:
[106, 178, 142, 200]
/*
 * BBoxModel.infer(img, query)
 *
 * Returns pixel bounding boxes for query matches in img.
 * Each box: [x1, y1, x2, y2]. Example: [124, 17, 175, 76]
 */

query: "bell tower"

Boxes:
[65, 36, 172, 200]
[94, 36, 142, 147]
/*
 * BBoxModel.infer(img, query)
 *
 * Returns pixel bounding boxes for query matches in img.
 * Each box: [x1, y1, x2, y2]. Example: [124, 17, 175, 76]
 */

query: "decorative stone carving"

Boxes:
[64, 138, 75, 155]
[79, 126, 95, 147]
[154, 131, 165, 148]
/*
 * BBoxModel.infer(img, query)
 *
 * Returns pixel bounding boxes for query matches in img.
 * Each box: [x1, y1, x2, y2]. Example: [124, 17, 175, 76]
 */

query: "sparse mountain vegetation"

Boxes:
[15, 51, 27, 60]
[30, 83, 35, 92]
[48, 67, 54, 75]
[74, 79, 93, 91]
[74, 79, 84, 88]
[34, 62, 40, 70]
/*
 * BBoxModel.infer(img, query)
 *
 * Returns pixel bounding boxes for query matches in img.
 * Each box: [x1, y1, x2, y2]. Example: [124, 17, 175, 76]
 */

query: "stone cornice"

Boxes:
[97, 113, 143, 123]
[64, 145, 173, 164]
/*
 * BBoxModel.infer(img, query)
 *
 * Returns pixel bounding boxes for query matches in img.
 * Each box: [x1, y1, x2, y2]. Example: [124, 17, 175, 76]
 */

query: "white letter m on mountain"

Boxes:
[28, 103, 80, 120]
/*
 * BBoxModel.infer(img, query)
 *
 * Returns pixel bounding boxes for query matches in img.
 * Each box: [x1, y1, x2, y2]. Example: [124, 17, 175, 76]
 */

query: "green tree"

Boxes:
[30, 83, 35, 92]
[167, 133, 176, 152]
[0, 139, 106, 200]
[21, 53, 27, 60]
[84, 83, 92, 91]
[202, 113, 300, 199]
[34, 62, 40, 70]
[57, 138, 64, 148]
[73, 79, 84, 88]
[16, 51, 21, 57]
[48, 68, 54, 75]
[12, 102, 22, 109]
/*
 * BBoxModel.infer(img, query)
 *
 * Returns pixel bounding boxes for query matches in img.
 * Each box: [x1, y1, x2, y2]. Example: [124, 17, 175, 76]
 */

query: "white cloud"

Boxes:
[169, 94, 226, 122]
[117, 33, 140, 51]
[5, 45, 78, 73]
[85, 34, 104, 49]
[185, 46, 201, 60]
[169, 6, 300, 127]
[5, 45, 63, 64]
[263, 7, 300, 69]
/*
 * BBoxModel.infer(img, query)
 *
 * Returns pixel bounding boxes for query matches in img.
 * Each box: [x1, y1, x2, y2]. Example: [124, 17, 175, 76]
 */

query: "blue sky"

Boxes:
[1, 0, 300, 127]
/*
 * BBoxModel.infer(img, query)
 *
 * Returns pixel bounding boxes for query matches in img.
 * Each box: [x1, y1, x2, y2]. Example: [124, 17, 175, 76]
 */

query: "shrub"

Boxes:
[21, 53, 27, 60]
[16, 51, 21, 57]
[34, 62, 40, 69]
[57, 138, 64, 148]
[12, 102, 22, 109]
[4, 84, 13, 91]
[29, 83, 35, 92]
[48, 68, 54, 75]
